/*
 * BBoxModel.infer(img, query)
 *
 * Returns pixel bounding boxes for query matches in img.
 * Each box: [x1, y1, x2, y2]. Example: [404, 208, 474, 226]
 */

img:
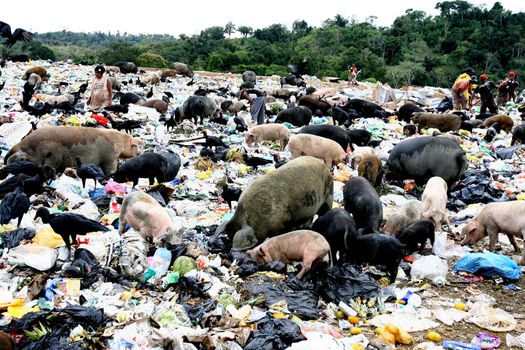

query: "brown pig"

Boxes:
[357, 154, 383, 188]
[383, 200, 423, 234]
[22, 66, 48, 81]
[246, 230, 330, 279]
[412, 112, 461, 132]
[141, 99, 168, 114]
[421, 176, 450, 231]
[462, 201, 525, 264]
[4, 126, 143, 175]
[288, 133, 347, 168]
[119, 191, 181, 245]
[245, 124, 290, 151]
[483, 114, 514, 133]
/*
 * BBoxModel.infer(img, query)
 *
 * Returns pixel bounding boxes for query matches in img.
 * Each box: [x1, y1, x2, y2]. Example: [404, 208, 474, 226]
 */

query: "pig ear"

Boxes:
[259, 245, 270, 259]
[468, 220, 479, 233]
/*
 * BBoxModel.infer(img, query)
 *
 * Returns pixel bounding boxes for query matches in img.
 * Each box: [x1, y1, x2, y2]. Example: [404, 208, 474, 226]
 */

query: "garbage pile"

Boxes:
[0, 60, 524, 349]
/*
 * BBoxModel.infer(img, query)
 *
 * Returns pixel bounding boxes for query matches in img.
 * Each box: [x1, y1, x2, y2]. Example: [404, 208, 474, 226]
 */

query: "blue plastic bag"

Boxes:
[452, 252, 521, 280]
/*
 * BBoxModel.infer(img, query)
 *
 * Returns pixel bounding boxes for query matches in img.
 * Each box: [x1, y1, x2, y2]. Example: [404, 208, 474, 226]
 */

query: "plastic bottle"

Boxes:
[433, 276, 447, 287]
[152, 248, 171, 279]
[146, 248, 172, 281]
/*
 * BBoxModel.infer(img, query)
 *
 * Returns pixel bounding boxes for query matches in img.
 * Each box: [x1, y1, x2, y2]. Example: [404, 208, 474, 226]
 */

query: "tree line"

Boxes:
[12, 1, 525, 88]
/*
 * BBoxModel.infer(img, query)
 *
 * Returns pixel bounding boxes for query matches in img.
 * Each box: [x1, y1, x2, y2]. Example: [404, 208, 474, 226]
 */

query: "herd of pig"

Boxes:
[2, 62, 525, 285]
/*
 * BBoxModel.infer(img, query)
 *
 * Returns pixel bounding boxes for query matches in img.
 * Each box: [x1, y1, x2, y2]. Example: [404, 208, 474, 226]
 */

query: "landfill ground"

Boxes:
[0, 60, 525, 349]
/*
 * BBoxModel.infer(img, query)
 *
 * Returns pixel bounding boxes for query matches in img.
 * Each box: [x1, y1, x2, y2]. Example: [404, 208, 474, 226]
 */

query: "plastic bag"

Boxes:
[506, 332, 525, 349]
[452, 252, 521, 280]
[7, 244, 58, 271]
[244, 316, 305, 350]
[31, 225, 65, 248]
[465, 302, 517, 332]
[321, 264, 380, 304]
[0, 227, 35, 249]
[433, 232, 468, 258]
[410, 255, 448, 281]
[246, 274, 319, 320]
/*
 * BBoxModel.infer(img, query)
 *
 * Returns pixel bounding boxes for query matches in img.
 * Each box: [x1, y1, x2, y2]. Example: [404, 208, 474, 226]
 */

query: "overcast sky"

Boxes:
[2, 0, 524, 37]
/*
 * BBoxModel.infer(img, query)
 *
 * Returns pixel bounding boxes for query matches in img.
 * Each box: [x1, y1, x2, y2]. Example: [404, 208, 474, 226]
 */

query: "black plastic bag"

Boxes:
[183, 300, 216, 324]
[449, 169, 503, 210]
[321, 264, 380, 304]
[0, 227, 35, 249]
[233, 251, 287, 277]
[244, 316, 305, 350]
[207, 233, 232, 253]
[247, 274, 319, 320]
[61, 248, 101, 288]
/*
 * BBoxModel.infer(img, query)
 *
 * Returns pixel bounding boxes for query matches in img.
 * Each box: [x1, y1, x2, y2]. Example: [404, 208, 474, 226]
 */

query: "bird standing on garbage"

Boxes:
[233, 115, 248, 133]
[242, 154, 273, 170]
[0, 169, 55, 199]
[0, 21, 33, 48]
[218, 183, 242, 211]
[34, 207, 109, 255]
[75, 156, 107, 189]
[0, 160, 50, 179]
[0, 178, 30, 227]
[203, 131, 227, 149]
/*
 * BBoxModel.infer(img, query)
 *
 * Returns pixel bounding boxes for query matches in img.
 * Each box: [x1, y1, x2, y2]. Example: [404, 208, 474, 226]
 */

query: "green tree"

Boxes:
[137, 52, 167, 68]
[237, 26, 253, 37]
[224, 22, 236, 37]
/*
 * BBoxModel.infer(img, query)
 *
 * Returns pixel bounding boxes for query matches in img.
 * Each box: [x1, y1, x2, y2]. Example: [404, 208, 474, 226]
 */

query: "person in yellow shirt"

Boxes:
[452, 67, 476, 110]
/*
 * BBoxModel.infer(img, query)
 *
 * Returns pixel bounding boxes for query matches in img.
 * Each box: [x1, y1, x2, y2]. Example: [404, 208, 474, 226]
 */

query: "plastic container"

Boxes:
[433, 276, 447, 287]
[146, 248, 172, 281]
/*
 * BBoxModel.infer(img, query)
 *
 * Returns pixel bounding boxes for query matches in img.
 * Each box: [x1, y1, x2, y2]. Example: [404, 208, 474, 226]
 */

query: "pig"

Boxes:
[347, 129, 371, 147]
[141, 99, 169, 114]
[345, 233, 405, 283]
[120, 92, 145, 105]
[7, 53, 30, 62]
[175, 95, 218, 124]
[242, 70, 256, 84]
[270, 88, 295, 100]
[298, 96, 332, 115]
[22, 66, 48, 81]
[113, 152, 169, 187]
[386, 136, 468, 188]
[119, 191, 180, 245]
[143, 73, 160, 85]
[421, 176, 450, 231]
[357, 154, 383, 188]
[221, 100, 247, 114]
[328, 106, 354, 126]
[311, 208, 357, 264]
[343, 176, 383, 234]
[114, 61, 138, 74]
[298, 125, 351, 151]
[411, 112, 461, 132]
[105, 65, 121, 73]
[170, 62, 194, 78]
[462, 202, 525, 264]
[396, 103, 424, 123]
[211, 156, 333, 251]
[245, 124, 290, 151]
[108, 77, 121, 91]
[343, 99, 390, 120]
[246, 230, 330, 279]
[160, 69, 179, 81]
[349, 146, 374, 168]
[4, 126, 143, 175]
[483, 114, 514, 133]
[45, 94, 75, 105]
[511, 124, 525, 145]
[280, 75, 305, 88]
[158, 150, 181, 180]
[396, 220, 436, 254]
[275, 106, 312, 127]
[384, 199, 424, 235]
[288, 134, 347, 168]
[403, 124, 418, 136]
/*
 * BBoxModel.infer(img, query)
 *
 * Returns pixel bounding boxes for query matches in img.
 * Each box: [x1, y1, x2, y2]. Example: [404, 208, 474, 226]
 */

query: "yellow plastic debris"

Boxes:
[31, 225, 65, 248]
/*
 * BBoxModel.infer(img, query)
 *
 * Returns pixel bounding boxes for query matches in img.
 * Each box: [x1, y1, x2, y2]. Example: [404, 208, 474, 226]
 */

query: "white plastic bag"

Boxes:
[7, 244, 58, 271]
[410, 255, 448, 281]
[506, 332, 525, 349]
[466, 302, 517, 332]
[433, 232, 469, 258]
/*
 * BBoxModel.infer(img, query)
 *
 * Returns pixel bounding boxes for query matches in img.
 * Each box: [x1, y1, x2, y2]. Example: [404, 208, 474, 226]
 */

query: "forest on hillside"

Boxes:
[9, 0, 525, 88]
